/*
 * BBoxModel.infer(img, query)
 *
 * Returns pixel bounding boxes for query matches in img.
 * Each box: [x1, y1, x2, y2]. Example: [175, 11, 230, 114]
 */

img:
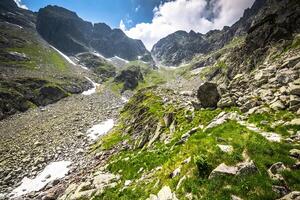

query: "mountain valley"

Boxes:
[0, 0, 300, 200]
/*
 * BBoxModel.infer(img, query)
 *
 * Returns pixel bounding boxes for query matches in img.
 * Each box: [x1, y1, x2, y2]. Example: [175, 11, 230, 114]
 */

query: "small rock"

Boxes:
[217, 144, 233, 153]
[279, 191, 300, 200]
[124, 180, 132, 186]
[231, 195, 243, 200]
[170, 168, 181, 178]
[289, 149, 300, 159]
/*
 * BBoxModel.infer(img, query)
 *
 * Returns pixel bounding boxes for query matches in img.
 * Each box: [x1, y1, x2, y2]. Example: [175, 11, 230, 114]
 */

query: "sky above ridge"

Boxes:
[16, 0, 255, 50]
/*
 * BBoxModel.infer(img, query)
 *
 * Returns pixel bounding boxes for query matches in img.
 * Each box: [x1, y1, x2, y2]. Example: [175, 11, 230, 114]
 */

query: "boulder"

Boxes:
[157, 186, 178, 200]
[279, 191, 300, 200]
[197, 82, 220, 108]
[236, 160, 258, 176]
[209, 160, 258, 179]
[288, 119, 300, 126]
[270, 100, 286, 110]
[170, 167, 181, 178]
[267, 162, 286, 182]
[217, 144, 233, 153]
[289, 149, 300, 159]
[209, 163, 238, 179]
[289, 84, 300, 96]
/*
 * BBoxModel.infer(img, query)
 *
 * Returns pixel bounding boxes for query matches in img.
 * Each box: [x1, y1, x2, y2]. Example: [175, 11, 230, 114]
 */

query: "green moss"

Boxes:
[92, 87, 300, 200]
[107, 145, 171, 181]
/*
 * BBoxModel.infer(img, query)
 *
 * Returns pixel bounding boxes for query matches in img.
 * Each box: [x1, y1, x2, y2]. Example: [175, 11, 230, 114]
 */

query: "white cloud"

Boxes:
[120, 0, 255, 50]
[14, 0, 28, 10]
[119, 19, 126, 31]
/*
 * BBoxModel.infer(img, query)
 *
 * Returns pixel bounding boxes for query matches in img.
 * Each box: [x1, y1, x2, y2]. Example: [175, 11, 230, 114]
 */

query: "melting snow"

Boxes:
[121, 96, 129, 103]
[86, 119, 114, 141]
[50, 45, 76, 65]
[107, 56, 129, 63]
[82, 77, 100, 95]
[5, 22, 23, 29]
[11, 161, 71, 197]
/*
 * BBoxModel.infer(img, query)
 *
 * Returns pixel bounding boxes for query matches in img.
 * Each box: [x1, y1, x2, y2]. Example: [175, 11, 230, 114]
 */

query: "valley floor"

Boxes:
[0, 85, 125, 199]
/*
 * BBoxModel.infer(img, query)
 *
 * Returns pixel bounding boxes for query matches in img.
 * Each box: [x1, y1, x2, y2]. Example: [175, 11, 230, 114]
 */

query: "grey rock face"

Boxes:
[36, 6, 151, 61]
[114, 66, 144, 92]
[151, 0, 266, 66]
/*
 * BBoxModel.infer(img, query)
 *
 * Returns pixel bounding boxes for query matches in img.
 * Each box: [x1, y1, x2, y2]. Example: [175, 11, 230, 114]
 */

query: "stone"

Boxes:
[268, 162, 287, 182]
[170, 168, 181, 178]
[273, 185, 290, 197]
[197, 82, 220, 108]
[93, 172, 119, 189]
[124, 180, 132, 186]
[147, 123, 162, 147]
[179, 91, 194, 97]
[289, 149, 300, 159]
[217, 144, 233, 153]
[209, 160, 258, 179]
[157, 186, 178, 200]
[182, 157, 191, 164]
[218, 97, 235, 108]
[205, 112, 241, 131]
[279, 191, 300, 200]
[231, 195, 243, 200]
[289, 84, 300, 96]
[288, 119, 300, 126]
[236, 160, 258, 176]
[209, 163, 238, 179]
[176, 126, 202, 145]
[270, 100, 285, 110]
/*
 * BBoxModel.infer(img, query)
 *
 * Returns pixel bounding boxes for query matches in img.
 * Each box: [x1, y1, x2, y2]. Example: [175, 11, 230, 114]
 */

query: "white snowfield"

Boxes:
[50, 45, 77, 65]
[86, 119, 114, 141]
[10, 161, 72, 197]
[82, 77, 100, 95]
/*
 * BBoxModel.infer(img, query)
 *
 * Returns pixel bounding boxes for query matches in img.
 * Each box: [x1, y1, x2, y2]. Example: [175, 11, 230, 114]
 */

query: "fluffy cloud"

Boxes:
[14, 0, 28, 10]
[120, 0, 255, 50]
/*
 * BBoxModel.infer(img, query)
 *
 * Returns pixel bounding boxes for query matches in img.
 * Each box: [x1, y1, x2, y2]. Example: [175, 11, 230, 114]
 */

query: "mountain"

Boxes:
[151, 0, 266, 66]
[37, 5, 152, 62]
[0, 1, 93, 120]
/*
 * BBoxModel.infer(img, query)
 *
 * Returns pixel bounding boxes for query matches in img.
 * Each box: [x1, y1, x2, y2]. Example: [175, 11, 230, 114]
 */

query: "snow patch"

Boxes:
[50, 45, 76, 65]
[121, 96, 129, 103]
[5, 22, 23, 29]
[11, 161, 71, 197]
[108, 56, 129, 63]
[82, 77, 100, 95]
[86, 119, 114, 141]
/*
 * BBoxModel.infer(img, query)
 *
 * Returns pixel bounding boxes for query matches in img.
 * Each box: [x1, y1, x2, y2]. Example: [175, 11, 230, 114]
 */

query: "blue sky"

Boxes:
[22, 0, 166, 28]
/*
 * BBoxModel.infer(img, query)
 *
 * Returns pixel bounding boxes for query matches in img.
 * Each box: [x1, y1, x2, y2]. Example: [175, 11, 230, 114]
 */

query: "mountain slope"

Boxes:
[37, 5, 152, 62]
[151, 0, 266, 66]
[0, 1, 92, 120]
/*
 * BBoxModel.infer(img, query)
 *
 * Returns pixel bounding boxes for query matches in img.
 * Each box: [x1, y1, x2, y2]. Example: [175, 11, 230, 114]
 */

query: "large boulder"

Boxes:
[197, 82, 220, 108]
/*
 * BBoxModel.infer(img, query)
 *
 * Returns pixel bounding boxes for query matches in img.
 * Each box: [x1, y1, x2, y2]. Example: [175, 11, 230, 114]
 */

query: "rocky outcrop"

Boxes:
[0, 78, 91, 120]
[37, 5, 151, 61]
[114, 66, 144, 92]
[76, 52, 116, 80]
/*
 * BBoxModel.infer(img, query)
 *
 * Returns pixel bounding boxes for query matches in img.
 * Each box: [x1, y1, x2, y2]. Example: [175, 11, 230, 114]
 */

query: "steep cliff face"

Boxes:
[36, 5, 152, 61]
[151, 0, 266, 66]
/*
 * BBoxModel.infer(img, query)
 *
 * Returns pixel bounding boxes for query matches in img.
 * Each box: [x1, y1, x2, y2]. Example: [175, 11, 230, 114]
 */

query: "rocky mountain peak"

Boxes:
[151, 0, 267, 66]
[36, 5, 152, 61]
